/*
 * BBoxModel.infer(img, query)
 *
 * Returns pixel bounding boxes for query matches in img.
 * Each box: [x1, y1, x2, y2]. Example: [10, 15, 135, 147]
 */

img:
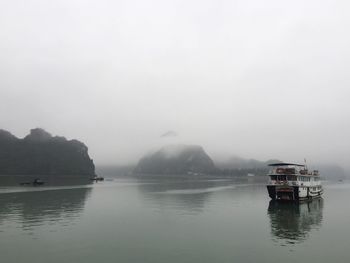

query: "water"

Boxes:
[0, 176, 349, 263]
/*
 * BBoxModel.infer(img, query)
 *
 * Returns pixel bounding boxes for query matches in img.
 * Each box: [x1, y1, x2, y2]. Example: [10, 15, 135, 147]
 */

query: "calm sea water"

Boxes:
[0, 176, 349, 263]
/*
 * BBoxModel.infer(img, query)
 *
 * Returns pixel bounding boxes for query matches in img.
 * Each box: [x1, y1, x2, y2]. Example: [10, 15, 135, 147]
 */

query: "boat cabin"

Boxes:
[268, 163, 320, 186]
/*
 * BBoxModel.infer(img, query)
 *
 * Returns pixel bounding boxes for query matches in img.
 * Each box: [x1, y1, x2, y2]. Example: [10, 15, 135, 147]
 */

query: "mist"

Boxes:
[1, 0, 350, 168]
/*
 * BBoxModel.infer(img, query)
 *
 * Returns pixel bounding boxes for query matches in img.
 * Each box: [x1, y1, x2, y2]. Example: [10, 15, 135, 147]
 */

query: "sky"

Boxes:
[1, 0, 350, 166]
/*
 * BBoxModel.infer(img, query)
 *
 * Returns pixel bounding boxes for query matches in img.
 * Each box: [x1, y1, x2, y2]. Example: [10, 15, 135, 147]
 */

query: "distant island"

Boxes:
[133, 144, 282, 176]
[134, 144, 217, 175]
[0, 128, 95, 176]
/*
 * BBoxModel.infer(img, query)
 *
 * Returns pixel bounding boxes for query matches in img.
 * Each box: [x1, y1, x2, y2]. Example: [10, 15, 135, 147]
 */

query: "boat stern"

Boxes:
[267, 185, 299, 201]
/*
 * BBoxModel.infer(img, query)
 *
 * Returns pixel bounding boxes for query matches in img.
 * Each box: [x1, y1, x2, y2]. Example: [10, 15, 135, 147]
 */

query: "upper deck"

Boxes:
[268, 163, 319, 176]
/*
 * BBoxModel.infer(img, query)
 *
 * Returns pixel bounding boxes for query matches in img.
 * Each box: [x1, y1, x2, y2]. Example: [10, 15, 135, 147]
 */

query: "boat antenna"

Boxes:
[304, 158, 308, 170]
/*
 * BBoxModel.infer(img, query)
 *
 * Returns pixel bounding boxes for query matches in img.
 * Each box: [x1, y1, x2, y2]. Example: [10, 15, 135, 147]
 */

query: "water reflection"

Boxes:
[268, 199, 323, 245]
[0, 186, 92, 233]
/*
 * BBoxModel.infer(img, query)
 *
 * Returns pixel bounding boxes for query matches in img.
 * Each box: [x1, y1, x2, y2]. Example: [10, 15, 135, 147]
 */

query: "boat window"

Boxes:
[287, 175, 296, 181]
[276, 168, 285, 174]
[270, 175, 277, 180]
[278, 175, 286, 181]
[285, 168, 296, 174]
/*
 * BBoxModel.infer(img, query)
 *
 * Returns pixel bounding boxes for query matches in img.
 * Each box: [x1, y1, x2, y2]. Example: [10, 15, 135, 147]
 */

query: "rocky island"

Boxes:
[134, 144, 217, 175]
[0, 128, 95, 176]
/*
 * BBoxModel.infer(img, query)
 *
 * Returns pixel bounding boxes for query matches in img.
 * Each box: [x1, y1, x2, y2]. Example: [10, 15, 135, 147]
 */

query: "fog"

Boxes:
[1, 0, 350, 167]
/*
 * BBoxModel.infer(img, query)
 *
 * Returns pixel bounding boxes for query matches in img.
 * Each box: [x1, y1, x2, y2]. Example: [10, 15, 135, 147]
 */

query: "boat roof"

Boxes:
[268, 162, 305, 167]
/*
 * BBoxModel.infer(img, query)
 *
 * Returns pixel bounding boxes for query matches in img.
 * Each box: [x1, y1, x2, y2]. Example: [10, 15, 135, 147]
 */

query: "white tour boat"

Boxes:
[266, 163, 323, 201]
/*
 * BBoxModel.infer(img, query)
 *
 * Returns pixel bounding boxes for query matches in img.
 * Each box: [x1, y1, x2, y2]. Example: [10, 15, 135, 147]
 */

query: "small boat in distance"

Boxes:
[33, 178, 45, 185]
[20, 178, 45, 186]
[266, 162, 323, 202]
[90, 176, 104, 182]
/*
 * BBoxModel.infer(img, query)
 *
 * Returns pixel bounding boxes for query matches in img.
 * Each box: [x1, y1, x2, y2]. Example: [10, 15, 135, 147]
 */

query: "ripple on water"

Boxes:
[155, 185, 236, 195]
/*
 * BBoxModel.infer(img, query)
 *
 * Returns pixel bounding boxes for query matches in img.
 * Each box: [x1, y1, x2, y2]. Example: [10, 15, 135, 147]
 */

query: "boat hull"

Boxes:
[267, 185, 323, 202]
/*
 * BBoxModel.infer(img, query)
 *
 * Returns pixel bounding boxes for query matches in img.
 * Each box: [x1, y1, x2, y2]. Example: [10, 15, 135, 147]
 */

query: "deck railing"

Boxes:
[269, 168, 319, 176]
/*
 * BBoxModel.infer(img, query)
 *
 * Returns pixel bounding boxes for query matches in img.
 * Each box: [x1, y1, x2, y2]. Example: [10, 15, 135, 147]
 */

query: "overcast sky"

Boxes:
[1, 0, 350, 166]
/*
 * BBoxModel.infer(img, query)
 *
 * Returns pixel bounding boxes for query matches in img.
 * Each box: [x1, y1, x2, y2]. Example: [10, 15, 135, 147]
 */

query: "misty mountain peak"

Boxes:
[0, 128, 95, 176]
[135, 144, 216, 175]
[24, 128, 52, 142]
[159, 144, 203, 159]
[0, 129, 18, 141]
